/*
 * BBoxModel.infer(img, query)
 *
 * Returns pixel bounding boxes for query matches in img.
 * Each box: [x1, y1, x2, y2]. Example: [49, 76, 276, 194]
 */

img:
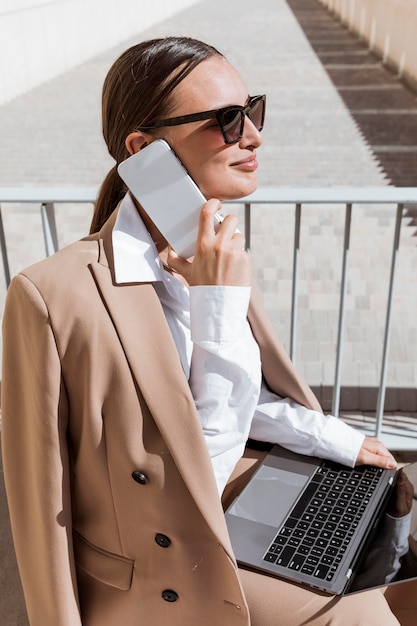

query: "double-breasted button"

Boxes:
[162, 589, 178, 603]
[131, 471, 148, 485]
[155, 533, 171, 548]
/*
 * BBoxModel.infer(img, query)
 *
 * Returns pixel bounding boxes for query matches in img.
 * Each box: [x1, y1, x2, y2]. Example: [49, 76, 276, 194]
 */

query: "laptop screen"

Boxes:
[347, 462, 417, 594]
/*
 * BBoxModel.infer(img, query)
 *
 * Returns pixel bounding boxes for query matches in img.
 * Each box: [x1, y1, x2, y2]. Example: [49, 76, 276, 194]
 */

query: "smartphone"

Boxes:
[117, 139, 221, 258]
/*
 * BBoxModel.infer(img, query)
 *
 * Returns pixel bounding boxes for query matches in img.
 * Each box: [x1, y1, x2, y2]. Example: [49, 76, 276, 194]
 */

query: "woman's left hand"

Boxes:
[355, 436, 397, 469]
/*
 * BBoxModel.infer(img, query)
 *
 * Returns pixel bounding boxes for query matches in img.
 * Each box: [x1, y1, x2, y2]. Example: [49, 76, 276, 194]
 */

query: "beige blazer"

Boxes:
[1, 208, 321, 626]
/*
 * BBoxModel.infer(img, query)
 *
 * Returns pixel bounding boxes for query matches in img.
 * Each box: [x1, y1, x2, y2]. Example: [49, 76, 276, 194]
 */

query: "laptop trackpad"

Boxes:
[228, 464, 310, 528]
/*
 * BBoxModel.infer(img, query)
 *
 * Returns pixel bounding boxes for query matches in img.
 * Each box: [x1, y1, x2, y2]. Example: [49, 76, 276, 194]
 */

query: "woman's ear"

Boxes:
[125, 132, 152, 155]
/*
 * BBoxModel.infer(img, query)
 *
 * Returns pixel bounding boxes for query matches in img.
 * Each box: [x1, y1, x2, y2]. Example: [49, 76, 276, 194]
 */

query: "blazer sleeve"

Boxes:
[1, 274, 81, 625]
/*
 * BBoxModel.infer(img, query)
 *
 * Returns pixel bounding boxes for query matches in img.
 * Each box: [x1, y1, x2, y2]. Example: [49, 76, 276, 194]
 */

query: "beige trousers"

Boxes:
[222, 448, 404, 626]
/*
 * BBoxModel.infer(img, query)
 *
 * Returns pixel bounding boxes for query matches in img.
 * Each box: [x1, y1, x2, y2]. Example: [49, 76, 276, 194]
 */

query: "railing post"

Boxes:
[41, 202, 59, 256]
[244, 202, 251, 252]
[290, 203, 302, 363]
[332, 203, 352, 417]
[0, 204, 11, 287]
[375, 203, 404, 438]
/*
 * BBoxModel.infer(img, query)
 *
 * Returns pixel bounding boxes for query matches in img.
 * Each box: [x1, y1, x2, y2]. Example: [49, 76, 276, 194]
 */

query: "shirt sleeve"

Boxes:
[250, 381, 365, 467]
[189, 285, 262, 494]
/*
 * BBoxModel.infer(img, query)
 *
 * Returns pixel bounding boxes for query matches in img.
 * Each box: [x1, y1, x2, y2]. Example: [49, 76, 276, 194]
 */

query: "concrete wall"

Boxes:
[0, 0, 199, 105]
[317, 0, 417, 88]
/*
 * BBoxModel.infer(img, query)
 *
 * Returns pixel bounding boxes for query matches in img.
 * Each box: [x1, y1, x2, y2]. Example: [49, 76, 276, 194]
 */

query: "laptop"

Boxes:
[225, 444, 417, 595]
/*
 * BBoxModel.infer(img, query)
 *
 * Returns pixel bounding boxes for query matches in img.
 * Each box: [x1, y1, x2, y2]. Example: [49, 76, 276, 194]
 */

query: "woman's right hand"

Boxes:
[167, 198, 251, 287]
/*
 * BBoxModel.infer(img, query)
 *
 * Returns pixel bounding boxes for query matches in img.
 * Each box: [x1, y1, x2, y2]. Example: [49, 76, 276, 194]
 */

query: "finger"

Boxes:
[366, 451, 397, 469]
[215, 214, 240, 240]
[365, 437, 397, 463]
[356, 438, 397, 469]
[166, 248, 191, 278]
[198, 199, 222, 240]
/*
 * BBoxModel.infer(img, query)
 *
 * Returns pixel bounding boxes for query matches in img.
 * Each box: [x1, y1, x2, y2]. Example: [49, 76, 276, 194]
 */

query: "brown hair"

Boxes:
[90, 36, 223, 233]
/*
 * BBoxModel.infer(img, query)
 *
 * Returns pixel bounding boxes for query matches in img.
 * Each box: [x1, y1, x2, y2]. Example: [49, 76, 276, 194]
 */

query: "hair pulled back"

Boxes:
[90, 36, 223, 233]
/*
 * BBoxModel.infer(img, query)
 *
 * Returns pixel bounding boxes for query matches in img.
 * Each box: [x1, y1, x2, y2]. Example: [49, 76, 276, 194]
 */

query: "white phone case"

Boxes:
[117, 139, 216, 258]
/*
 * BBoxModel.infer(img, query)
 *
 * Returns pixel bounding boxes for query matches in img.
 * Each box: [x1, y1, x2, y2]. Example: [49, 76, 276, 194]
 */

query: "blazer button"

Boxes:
[162, 589, 178, 603]
[155, 533, 171, 548]
[131, 471, 148, 485]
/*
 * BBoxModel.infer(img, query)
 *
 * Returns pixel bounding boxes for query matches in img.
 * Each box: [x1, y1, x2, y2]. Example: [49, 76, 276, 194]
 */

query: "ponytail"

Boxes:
[90, 166, 126, 234]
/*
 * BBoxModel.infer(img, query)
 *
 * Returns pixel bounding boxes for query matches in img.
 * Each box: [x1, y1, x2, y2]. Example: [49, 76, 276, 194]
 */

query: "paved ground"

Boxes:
[0, 0, 417, 622]
[288, 0, 417, 188]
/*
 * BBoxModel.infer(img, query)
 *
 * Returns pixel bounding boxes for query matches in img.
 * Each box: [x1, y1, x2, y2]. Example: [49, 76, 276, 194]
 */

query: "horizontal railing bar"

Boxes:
[0, 187, 98, 203]
[1, 186, 417, 205]
[238, 187, 417, 204]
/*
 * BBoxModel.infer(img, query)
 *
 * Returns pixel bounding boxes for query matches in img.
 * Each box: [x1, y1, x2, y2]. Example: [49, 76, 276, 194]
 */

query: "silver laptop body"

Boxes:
[225, 444, 400, 595]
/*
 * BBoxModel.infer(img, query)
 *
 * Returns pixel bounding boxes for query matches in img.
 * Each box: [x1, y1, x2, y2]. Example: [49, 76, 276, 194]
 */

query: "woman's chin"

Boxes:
[232, 178, 259, 200]
[214, 178, 259, 202]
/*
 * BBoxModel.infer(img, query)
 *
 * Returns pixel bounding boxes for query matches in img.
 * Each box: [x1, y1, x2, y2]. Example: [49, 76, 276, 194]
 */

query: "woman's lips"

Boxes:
[231, 155, 258, 171]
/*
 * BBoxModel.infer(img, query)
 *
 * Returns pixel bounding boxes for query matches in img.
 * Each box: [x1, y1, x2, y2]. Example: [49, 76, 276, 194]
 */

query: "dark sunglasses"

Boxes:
[139, 95, 266, 145]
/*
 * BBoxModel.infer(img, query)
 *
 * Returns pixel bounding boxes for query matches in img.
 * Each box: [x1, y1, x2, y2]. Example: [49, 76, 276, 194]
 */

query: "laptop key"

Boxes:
[277, 546, 296, 567]
[291, 482, 321, 519]
[311, 547, 324, 558]
[314, 564, 330, 579]
[289, 554, 305, 571]
[321, 554, 334, 566]
[302, 536, 315, 547]
[274, 535, 287, 545]
[306, 555, 320, 566]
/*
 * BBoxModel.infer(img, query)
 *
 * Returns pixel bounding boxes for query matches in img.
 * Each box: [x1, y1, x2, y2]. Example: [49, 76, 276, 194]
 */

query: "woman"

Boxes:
[2, 36, 401, 625]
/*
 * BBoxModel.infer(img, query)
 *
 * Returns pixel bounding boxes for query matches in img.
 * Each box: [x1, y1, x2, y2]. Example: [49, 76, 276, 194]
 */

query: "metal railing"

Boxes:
[238, 187, 417, 442]
[1, 186, 416, 442]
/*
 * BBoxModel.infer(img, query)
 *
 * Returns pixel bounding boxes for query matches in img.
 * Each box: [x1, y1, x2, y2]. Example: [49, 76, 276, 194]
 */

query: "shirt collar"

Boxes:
[112, 193, 165, 284]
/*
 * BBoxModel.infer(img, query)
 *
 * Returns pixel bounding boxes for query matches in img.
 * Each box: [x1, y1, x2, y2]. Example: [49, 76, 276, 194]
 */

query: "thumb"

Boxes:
[166, 248, 192, 280]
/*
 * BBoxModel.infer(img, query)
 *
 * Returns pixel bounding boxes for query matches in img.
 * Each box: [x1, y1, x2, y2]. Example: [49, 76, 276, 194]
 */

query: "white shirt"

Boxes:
[112, 194, 365, 494]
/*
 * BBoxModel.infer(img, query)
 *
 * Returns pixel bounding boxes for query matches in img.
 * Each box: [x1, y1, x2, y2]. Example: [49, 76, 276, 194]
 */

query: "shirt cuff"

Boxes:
[189, 285, 251, 343]
[318, 415, 365, 467]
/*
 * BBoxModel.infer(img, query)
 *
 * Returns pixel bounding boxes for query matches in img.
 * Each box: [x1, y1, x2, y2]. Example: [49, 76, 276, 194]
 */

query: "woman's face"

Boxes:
[158, 56, 263, 201]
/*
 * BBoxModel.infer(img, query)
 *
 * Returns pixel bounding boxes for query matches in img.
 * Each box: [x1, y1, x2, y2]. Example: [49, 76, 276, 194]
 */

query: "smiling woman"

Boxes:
[1, 35, 405, 626]
[92, 39, 265, 234]
[124, 54, 264, 206]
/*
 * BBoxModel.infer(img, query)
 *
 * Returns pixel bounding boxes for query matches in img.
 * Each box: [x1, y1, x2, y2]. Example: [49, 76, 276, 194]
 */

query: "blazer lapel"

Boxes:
[88, 214, 235, 555]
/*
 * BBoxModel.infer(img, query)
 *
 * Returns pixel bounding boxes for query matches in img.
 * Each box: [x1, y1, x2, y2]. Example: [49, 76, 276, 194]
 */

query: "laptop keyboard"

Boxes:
[262, 462, 384, 583]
